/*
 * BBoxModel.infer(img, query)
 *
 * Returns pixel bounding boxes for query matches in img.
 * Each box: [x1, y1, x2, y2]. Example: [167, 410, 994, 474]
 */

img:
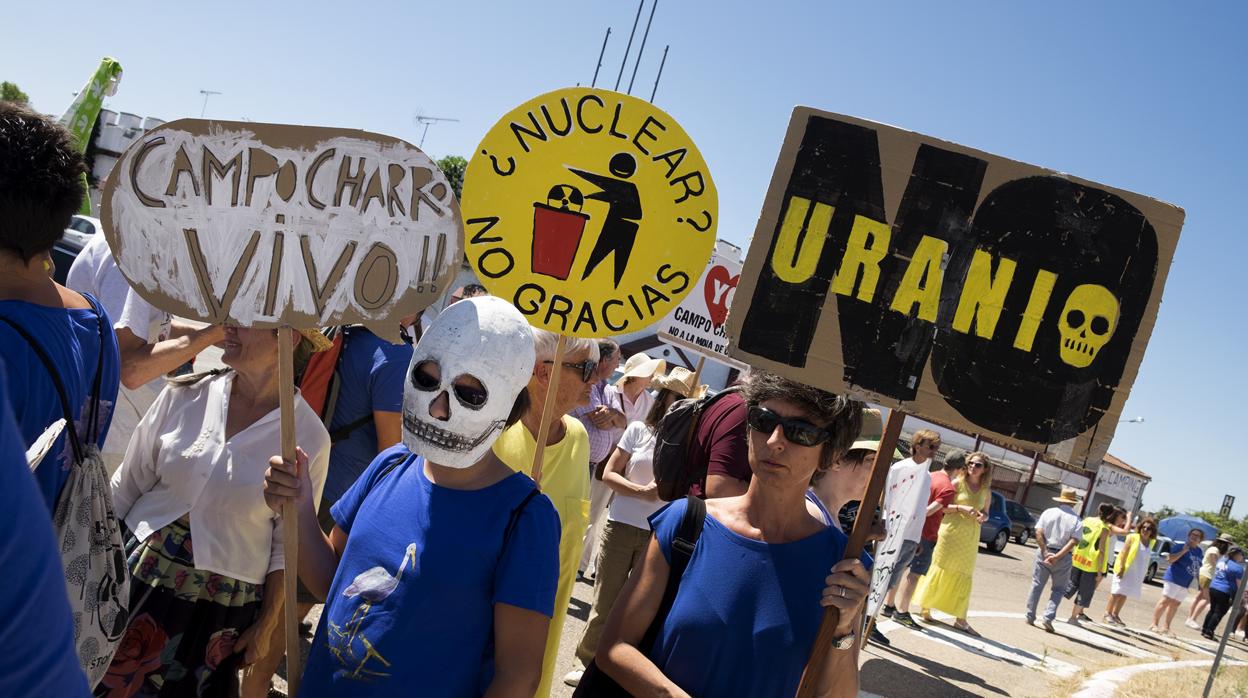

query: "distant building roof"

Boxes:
[1102, 453, 1151, 481]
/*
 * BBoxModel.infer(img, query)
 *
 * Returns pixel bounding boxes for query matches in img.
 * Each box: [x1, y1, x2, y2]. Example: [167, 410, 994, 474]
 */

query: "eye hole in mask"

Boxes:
[412, 361, 440, 390]
[453, 378, 488, 410]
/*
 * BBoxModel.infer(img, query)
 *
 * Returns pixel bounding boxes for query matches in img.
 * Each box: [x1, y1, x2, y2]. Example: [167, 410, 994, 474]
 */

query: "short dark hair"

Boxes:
[461, 283, 488, 298]
[1098, 502, 1116, 521]
[741, 369, 863, 481]
[596, 339, 619, 362]
[0, 102, 86, 262]
[943, 449, 967, 473]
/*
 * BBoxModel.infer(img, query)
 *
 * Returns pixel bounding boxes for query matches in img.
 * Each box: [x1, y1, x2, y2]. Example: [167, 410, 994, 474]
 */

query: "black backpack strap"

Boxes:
[329, 413, 375, 443]
[640, 495, 707, 651]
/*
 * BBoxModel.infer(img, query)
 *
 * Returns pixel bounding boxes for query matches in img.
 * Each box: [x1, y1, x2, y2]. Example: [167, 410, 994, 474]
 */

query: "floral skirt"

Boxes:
[94, 520, 263, 698]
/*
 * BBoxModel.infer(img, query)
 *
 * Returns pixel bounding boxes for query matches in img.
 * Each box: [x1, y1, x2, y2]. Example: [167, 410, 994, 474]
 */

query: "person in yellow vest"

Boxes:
[1103, 517, 1158, 626]
[492, 327, 598, 697]
[1064, 503, 1131, 625]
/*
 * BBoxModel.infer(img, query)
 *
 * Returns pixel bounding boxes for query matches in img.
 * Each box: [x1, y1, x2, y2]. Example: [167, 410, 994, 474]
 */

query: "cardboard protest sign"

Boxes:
[656, 247, 744, 367]
[728, 109, 1183, 468]
[102, 119, 460, 341]
[461, 87, 717, 338]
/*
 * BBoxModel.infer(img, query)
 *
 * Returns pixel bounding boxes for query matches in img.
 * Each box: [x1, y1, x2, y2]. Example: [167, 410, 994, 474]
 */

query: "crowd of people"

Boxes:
[1, 99, 1244, 698]
[0, 102, 881, 697]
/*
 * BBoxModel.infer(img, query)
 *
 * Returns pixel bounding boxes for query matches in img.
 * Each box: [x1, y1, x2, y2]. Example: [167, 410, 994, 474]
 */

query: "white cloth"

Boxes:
[603, 385, 655, 446]
[1035, 504, 1081, 550]
[1112, 541, 1150, 598]
[110, 371, 330, 584]
[1162, 580, 1189, 601]
[607, 421, 664, 529]
[65, 234, 171, 465]
[882, 457, 931, 543]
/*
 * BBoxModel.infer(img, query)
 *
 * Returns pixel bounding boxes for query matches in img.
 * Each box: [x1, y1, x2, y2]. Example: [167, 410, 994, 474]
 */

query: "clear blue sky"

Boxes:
[4, 1, 1244, 513]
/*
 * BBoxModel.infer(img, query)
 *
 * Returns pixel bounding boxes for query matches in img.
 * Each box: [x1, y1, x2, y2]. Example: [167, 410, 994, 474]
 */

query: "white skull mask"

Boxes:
[401, 296, 536, 468]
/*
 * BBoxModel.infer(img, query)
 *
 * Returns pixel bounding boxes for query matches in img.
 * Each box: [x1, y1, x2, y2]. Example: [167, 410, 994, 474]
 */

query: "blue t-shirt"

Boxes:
[321, 327, 412, 506]
[1211, 559, 1245, 595]
[0, 297, 119, 510]
[0, 359, 90, 696]
[301, 445, 561, 697]
[1163, 544, 1203, 587]
[647, 498, 872, 697]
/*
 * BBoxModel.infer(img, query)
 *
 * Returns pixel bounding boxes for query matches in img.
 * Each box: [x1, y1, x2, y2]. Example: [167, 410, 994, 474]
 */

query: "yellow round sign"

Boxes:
[462, 87, 717, 338]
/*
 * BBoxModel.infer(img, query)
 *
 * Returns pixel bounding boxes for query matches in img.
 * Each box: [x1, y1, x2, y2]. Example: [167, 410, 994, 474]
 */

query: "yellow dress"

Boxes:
[912, 477, 988, 618]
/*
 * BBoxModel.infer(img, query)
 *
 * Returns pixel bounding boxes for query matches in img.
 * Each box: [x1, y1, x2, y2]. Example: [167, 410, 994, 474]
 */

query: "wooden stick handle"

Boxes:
[690, 355, 706, 386]
[795, 408, 905, 697]
[529, 335, 568, 487]
[277, 328, 302, 697]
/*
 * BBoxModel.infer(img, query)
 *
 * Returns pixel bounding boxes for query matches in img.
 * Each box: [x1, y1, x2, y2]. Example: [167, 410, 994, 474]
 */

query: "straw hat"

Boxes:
[652, 366, 705, 399]
[1216, 533, 1236, 544]
[615, 352, 666, 384]
[298, 328, 334, 353]
[1053, 486, 1081, 505]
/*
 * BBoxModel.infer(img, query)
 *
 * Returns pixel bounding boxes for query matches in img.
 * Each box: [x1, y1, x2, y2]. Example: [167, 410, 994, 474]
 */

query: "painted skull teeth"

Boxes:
[403, 412, 503, 453]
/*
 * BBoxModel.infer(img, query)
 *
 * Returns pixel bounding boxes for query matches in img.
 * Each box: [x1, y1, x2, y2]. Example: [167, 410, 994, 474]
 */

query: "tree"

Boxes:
[1152, 505, 1179, 520]
[436, 155, 467, 200]
[1189, 511, 1248, 543]
[1, 81, 29, 104]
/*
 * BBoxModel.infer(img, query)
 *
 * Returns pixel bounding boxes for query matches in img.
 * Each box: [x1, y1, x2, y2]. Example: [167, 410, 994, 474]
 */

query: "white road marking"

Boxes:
[1069, 658, 1247, 698]
[876, 614, 1080, 678]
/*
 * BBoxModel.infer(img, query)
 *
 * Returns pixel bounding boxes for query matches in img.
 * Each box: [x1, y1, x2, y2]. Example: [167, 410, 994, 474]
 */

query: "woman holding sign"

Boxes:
[911, 452, 994, 636]
[102, 327, 331, 697]
[594, 370, 871, 697]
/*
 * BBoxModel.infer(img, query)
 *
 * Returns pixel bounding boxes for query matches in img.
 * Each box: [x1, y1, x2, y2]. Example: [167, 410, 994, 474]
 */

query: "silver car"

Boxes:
[1106, 534, 1174, 584]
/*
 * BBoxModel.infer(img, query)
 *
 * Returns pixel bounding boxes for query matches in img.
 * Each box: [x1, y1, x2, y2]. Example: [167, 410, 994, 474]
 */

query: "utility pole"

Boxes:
[199, 90, 221, 118]
[614, 0, 644, 91]
[650, 44, 669, 102]
[627, 0, 658, 95]
[414, 113, 459, 149]
[591, 27, 611, 88]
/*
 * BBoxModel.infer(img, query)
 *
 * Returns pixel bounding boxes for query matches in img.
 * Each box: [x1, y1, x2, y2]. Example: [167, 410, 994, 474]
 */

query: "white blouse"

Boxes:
[110, 371, 330, 584]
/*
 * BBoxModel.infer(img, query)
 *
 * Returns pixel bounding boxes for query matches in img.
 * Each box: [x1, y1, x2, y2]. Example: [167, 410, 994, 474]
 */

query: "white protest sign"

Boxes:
[102, 119, 460, 341]
[865, 460, 928, 622]
[655, 248, 743, 365]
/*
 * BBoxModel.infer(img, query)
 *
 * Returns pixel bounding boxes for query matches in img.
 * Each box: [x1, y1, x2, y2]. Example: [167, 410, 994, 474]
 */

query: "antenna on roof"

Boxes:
[413, 113, 459, 149]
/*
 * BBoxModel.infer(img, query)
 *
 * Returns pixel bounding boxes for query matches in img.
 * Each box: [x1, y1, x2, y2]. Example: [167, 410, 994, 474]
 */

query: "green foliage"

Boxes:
[1, 81, 30, 104]
[436, 155, 467, 200]
[1152, 505, 1179, 520]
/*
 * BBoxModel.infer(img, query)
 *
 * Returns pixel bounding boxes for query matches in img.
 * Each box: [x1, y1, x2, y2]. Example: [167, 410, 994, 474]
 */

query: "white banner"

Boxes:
[655, 250, 741, 361]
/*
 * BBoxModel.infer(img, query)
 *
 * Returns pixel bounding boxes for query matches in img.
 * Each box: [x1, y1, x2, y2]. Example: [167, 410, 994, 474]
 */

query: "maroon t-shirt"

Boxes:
[688, 391, 749, 497]
[922, 469, 957, 541]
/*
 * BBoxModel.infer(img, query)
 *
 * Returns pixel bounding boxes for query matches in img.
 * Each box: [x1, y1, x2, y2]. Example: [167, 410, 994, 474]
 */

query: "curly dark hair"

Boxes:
[741, 369, 864, 482]
[0, 101, 86, 262]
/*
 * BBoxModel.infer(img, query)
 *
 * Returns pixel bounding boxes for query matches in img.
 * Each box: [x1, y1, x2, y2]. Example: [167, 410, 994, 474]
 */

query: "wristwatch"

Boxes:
[831, 631, 856, 651]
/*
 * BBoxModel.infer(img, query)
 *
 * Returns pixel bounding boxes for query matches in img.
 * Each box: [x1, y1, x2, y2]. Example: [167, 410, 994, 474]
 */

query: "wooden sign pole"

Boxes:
[690, 355, 706, 386]
[277, 328, 302, 697]
[529, 335, 568, 486]
[795, 408, 905, 698]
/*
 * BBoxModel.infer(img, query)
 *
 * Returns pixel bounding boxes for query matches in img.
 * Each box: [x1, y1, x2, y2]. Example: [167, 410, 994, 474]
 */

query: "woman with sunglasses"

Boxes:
[911, 451, 994, 637]
[1103, 517, 1159, 626]
[595, 370, 871, 698]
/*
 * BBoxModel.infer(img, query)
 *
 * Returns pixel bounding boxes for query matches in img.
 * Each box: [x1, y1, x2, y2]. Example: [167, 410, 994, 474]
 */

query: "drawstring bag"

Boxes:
[0, 301, 129, 688]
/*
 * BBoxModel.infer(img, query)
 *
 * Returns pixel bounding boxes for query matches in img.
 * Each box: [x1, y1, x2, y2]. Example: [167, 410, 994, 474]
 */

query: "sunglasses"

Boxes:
[968, 461, 986, 469]
[543, 359, 597, 383]
[746, 406, 832, 447]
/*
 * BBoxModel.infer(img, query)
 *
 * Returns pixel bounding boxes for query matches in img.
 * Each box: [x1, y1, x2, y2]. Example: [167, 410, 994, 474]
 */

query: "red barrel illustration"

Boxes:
[532, 196, 590, 281]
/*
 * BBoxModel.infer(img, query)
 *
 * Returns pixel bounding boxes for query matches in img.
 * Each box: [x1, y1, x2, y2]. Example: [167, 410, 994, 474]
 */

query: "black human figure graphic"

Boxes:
[568, 152, 643, 288]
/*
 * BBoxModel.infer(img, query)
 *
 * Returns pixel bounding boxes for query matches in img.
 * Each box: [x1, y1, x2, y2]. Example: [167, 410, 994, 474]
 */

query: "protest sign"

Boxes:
[656, 247, 745, 368]
[865, 457, 927, 621]
[461, 87, 717, 339]
[102, 119, 460, 693]
[103, 119, 460, 342]
[728, 108, 1183, 470]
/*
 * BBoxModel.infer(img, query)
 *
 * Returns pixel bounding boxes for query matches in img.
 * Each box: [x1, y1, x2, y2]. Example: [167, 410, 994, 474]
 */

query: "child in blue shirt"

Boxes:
[1202, 546, 1245, 640]
[264, 297, 560, 696]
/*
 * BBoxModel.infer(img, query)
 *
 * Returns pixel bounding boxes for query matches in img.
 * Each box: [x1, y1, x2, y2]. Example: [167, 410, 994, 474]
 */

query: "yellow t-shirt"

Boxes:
[493, 416, 590, 697]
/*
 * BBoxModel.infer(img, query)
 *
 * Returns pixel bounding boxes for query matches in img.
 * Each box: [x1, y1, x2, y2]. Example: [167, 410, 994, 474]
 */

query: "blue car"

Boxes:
[979, 491, 1014, 554]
